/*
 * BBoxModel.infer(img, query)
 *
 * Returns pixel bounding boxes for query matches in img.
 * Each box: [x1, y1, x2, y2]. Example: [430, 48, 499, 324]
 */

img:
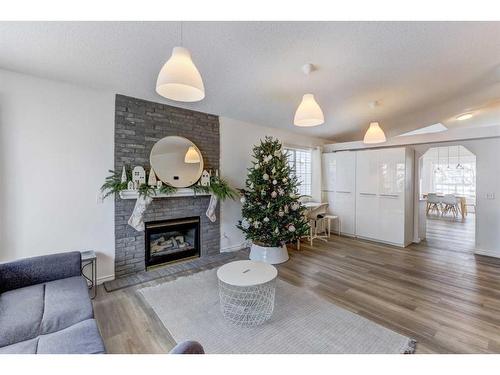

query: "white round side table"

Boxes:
[217, 260, 278, 327]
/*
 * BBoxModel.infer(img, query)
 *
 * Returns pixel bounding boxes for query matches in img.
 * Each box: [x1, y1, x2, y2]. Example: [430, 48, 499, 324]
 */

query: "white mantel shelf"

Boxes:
[119, 189, 211, 200]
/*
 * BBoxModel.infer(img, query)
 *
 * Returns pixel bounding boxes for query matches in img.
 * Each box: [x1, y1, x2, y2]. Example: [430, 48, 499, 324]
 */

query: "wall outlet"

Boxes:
[486, 193, 496, 200]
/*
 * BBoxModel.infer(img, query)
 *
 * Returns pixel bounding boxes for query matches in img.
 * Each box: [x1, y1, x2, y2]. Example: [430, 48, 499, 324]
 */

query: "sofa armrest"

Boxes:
[0, 251, 82, 293]
[169, 341, 205, 354]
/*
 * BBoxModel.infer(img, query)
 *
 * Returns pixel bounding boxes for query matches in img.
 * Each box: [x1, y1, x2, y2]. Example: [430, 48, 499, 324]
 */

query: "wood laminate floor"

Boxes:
[93, 214, 500, 354]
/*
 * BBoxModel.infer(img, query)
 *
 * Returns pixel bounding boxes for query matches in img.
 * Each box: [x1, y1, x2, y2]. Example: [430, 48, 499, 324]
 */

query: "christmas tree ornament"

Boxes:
[271, 191, 277, 198]
[272, 179, 277, 185]
[288, 225, 296, 232]
[272, 167, 276, 174]
[278, 210, 284, 217]
[263, 173, 269, 180]
[263, 217, 269, 223]
[283, 177, 287, 183]
[240, 197, 246, 204]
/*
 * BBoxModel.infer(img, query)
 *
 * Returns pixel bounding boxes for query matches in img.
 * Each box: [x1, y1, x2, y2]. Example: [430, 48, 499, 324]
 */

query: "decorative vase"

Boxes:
[249, 243, 289, 264]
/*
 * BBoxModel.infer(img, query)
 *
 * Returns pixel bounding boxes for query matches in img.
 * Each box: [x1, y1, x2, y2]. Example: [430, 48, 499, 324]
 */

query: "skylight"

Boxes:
[398, 123, 448, 137]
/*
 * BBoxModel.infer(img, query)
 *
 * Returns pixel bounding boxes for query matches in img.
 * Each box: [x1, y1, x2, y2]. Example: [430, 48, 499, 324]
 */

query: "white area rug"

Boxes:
[139, 269, 416, 354]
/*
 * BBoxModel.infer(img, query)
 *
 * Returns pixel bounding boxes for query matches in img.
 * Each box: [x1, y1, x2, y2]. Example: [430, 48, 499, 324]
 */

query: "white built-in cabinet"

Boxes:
[321, 147, 414, 247]
[322, 151, 356, 236]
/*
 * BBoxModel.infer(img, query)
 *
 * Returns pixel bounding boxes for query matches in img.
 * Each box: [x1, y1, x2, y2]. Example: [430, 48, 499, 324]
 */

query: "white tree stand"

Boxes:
[249, 243, 289, 264]
[217, 260, 278, 327]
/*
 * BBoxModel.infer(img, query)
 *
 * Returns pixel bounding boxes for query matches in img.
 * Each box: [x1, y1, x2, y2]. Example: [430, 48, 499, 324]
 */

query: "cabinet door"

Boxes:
[335, 151, 356, 193]
[378, 148, 406, 195]
[378, 194, 405, 244]
[356, 149, 379, 194]
[355, 192, 378, 239]
[334, 191, 355, 235]
[321, 153, 336, 191]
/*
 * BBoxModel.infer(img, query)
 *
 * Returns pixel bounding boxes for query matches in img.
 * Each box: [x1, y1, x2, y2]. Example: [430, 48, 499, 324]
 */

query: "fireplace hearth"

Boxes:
[145, 217, 200, 268]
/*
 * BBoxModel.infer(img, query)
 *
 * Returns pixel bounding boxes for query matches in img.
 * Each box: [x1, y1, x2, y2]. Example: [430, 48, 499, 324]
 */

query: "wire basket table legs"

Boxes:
[218, 278, 277, 327]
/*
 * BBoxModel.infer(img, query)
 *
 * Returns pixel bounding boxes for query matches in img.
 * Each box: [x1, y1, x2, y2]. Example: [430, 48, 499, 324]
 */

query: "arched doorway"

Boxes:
[418, 145, 476, 252]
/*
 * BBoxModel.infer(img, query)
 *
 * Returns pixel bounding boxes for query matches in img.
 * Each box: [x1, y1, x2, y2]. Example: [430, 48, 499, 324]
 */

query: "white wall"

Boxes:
[0, 69, 115, 282]
[219, 117, 327, 252]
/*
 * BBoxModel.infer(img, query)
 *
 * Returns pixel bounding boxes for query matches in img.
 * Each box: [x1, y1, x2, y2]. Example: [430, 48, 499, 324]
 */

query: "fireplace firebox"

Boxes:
[145, 217, 200, 268]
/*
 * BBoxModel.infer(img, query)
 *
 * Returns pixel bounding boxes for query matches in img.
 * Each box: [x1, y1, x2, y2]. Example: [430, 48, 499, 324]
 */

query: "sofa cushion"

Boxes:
[0, 338, 39, 354]
[40, 276, 93, 335]
[0, 284, 44, 347]
[37, 319, 105, 354]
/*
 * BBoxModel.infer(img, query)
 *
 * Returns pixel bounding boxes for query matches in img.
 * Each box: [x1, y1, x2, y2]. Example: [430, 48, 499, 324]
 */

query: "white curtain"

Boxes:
[311, 146, 323, 202]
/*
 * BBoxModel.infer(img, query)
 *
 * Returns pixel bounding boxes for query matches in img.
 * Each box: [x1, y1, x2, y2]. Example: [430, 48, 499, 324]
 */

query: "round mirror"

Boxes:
[150, 136, 204, 188]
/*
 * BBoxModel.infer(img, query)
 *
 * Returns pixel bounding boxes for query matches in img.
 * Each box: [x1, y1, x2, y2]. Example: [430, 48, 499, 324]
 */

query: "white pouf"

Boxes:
[249, 243, 289, 264]
[217, 260, 278, 327]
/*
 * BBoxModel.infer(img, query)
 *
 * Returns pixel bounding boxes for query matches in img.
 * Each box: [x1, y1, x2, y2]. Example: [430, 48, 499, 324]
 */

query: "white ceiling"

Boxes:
[1, 21, 500, 142]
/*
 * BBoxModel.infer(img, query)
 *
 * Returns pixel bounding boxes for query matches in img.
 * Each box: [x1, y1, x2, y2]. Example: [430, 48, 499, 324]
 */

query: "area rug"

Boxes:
[139, 269, 416, 354]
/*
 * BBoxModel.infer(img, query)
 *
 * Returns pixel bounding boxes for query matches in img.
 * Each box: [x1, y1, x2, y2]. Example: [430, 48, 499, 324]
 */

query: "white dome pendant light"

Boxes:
[294, 64, 324, 127]
[156, 23, 205, 102]
[363, 122, 387, 144]
[294, 94, 325, 127]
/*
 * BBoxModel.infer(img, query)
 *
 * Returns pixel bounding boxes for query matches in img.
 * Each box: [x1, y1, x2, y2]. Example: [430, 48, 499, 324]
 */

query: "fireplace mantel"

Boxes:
[119, 188, 211, 200]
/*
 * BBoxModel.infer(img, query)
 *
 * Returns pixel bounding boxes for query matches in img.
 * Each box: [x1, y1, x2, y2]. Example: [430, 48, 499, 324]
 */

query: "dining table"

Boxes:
[423, 193, 467, 219]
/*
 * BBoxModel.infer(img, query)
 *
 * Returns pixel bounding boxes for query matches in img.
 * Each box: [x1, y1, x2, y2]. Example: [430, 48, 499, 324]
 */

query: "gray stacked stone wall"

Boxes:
[114, 94, 220, 278]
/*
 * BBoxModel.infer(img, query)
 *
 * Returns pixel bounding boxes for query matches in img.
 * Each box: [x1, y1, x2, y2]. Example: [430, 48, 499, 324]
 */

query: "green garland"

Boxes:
[101, 169, 237, 201]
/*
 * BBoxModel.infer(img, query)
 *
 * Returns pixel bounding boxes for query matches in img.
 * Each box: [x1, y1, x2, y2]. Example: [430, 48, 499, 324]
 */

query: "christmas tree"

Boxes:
[237, 137, 309, 247]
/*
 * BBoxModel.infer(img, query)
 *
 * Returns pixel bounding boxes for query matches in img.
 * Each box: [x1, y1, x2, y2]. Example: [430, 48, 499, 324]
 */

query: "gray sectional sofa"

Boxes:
[0, 251, 105, 354]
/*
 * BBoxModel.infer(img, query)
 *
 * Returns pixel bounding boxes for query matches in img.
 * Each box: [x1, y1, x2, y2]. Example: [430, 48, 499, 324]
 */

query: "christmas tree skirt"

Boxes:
[139, 269, 416, 354]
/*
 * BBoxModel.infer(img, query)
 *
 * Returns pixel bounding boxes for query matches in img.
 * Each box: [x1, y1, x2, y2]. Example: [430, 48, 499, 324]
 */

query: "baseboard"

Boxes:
[221, 241, 251, 253]
[97, 274, 115, 285]
[474, 248, 500, 258]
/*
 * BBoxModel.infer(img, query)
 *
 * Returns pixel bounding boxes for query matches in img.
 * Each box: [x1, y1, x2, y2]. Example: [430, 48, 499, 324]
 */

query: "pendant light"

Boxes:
[294, 94, 325, 127]
[456, 145, 464, 169]
[434, 147, 441, 174]
[363, 122, 387, 144]
[446, 146, 451, 170]
[184, 146, 201, 163]
[294, 64, 324, 127]
[156, 22, 205, 102]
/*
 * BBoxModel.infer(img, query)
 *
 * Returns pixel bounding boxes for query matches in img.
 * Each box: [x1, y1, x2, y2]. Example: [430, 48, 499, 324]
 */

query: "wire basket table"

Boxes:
[217, 260, 278, 327]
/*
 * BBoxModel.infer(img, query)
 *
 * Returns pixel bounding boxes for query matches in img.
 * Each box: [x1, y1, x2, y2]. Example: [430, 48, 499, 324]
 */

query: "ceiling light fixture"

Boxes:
[363, 122, 387, 144]
[156, 22, 205, 102]
[294, 94, 324, 127]
[456, 145, 464, 169]
[456, 112, 473, 121]
[294, 64, 324, 127]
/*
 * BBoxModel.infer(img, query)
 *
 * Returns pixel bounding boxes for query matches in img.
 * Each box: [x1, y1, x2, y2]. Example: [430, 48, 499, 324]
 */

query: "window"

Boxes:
[285, 147, 312, 196]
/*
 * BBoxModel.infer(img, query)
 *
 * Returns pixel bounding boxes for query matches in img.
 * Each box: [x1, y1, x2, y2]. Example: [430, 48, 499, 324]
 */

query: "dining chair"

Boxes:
[442, 194, 459, 218]
[426, 193, 442, 216]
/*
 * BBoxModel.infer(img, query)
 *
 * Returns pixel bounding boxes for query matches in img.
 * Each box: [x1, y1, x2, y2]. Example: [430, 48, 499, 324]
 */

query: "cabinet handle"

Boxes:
[359, 192, 376, 196]
[336, 190, 351, 194]
[380, 194, 399, 198]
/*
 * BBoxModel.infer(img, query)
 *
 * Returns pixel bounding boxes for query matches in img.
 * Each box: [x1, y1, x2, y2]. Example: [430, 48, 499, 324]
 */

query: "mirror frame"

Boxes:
[149, 135, 204, 188]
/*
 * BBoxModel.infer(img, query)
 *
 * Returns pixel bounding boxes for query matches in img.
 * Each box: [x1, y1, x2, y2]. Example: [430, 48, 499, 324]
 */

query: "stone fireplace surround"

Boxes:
[114, 94, 220, 279]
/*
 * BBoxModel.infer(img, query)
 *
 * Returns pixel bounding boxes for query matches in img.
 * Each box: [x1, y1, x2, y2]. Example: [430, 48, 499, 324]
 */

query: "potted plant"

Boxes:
[237, 137, 309, 264]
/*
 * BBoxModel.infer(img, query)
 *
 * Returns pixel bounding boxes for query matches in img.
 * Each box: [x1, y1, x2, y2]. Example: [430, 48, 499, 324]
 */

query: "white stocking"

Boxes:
[206, 195, 218, 223]
[128, 195, 153, 231]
